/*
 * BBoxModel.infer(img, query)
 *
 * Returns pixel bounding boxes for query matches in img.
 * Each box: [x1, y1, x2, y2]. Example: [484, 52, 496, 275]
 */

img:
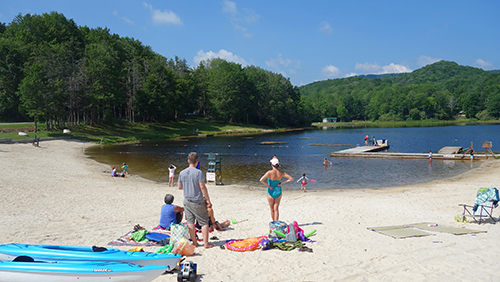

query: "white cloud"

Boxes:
[321, 65, 341, 78]
[122, 17, 134, 25]
[355, 62, 411, 74]
[222, 0, 259, 37]
[194, 49, 248, 66]
[113, 10, 134, 25]
[319, 21, 333, 35]
[380, 63, 412, 74]
[265, 54, 301, 78]
[344, 73, 357, 78]
[242, 8, 259, 23]
[474, 58, 493, 69]
[355, 63, 381, 73]
[143, 2, 182, 25]
[417, 55, 441, 67]
[222, 0, 237, 14]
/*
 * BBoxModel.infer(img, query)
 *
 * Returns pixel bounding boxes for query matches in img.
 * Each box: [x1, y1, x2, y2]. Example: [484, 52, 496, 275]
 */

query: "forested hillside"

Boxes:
[300, 61, 500, 122]
[0, 12, 303, 128]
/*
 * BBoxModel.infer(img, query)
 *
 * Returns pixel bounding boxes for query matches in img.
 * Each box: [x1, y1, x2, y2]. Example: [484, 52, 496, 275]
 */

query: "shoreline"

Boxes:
[1, 140, 499, 281]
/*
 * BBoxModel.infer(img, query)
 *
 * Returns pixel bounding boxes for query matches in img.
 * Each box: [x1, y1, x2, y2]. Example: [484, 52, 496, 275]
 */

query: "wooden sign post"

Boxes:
[481, 141, 496, 159]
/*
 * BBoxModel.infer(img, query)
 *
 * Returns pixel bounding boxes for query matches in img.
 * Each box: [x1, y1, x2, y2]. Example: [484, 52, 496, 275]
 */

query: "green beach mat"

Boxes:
[407, 223, 487, 235]
[367, 225, 431, 239]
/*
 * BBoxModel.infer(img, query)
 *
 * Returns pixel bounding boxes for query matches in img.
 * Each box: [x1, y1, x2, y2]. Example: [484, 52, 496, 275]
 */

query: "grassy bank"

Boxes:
[0, 118, 274, 144]
[0, 123, 64, 140]
[313, 119, 500, 129]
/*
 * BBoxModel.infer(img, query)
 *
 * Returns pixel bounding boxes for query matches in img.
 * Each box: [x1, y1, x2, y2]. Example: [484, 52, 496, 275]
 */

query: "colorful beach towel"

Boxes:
[473, 187, 499, 211]
[108, 231, 160, 246]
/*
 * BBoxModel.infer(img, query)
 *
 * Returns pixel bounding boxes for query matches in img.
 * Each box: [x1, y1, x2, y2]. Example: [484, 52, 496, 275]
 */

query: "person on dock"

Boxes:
[297, 173, 310, 192]
[260, 157, 293, 221]
[168, 164, 176, 187]
[364, 135, 369, 146]
[428, 150, 433, 163]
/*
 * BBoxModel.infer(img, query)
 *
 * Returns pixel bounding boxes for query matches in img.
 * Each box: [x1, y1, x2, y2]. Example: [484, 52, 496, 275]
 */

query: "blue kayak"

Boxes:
[0, 244, 181, 269]
[0, 258, 168, 282]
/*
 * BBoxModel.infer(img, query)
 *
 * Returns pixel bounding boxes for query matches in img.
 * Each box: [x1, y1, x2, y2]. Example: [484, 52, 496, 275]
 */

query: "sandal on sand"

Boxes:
[298, 246, 313, 253]
[133, 224, 145, 231]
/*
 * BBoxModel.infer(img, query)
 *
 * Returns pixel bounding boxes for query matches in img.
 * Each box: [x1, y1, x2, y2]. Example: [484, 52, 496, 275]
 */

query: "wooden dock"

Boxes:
[330, 145, 490, 160]
[334, 145, 390, 154]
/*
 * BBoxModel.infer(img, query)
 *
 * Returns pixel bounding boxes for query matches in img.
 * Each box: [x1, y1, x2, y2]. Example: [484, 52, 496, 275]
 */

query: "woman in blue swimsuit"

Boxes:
[259, 157, 293, 221]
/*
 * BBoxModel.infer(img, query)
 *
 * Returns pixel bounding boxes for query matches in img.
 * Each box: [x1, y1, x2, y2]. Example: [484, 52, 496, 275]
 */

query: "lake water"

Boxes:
[85, 124, 500, 189]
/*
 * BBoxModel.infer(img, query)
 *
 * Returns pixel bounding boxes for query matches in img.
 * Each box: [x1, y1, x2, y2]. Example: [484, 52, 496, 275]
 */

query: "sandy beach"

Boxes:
[0, 139, 499, 281]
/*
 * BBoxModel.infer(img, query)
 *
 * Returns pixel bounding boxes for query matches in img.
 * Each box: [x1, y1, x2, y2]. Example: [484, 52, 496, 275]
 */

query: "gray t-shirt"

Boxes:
[178, 167, 205, 203]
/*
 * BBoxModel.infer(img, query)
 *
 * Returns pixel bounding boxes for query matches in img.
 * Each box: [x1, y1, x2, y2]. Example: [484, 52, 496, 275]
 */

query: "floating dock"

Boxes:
[330, 146, 491, 160]
[334, 145, 390, 154]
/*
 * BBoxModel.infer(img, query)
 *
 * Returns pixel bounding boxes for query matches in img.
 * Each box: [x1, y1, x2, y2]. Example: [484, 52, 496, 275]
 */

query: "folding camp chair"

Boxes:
[459, 202, 497, 224]
[459, 187, 499, 224]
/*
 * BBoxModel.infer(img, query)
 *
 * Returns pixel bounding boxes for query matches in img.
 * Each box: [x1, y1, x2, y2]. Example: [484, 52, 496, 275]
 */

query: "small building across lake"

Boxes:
[322, 117, 337, 123]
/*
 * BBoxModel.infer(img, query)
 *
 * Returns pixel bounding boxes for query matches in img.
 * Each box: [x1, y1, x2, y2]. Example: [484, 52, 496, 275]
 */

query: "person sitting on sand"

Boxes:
[207, 200, 230, 231]
[159, 194, 184, 230]
[195, 199, 230, 232]
[111, 167, 120, 177]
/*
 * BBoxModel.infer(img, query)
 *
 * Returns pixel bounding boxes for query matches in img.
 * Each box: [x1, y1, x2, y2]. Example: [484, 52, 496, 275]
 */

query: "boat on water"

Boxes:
[0, 244, 181, 269]
[0, 257, 168, 282]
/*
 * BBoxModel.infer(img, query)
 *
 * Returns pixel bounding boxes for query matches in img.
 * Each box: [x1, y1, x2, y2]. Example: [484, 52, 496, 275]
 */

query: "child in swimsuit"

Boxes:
[122, 163, 128, 175]
[168, 164, 176, 187]
[297, 173, 309, 192]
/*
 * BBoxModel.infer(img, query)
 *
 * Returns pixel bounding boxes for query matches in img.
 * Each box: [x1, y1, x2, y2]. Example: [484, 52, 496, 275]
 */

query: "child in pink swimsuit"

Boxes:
[297, 173, 309, 192]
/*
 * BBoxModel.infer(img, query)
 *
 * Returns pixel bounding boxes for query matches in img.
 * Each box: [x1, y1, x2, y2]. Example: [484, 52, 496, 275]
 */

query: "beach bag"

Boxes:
[172, 238, 195, 256]
[269, 220, 287, 238]
[170, 224, 189, 244]
[286, 223, 297, 242]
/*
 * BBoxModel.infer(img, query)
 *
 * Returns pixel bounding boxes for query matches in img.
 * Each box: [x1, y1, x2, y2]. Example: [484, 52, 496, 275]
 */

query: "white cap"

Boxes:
[270, 158, 279, 166]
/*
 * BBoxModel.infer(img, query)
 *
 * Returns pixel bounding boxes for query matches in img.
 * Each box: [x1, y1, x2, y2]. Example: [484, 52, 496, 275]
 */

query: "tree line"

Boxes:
[300, 60, 500, 122]
[0, 12, 304, 129]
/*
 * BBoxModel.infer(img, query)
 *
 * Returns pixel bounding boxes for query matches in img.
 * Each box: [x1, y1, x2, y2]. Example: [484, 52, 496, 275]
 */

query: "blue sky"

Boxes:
[2, 1, 499, 86]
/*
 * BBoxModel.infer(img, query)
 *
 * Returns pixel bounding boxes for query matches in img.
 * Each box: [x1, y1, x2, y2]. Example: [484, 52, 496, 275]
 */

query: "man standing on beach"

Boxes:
[178, 152, 214, 248]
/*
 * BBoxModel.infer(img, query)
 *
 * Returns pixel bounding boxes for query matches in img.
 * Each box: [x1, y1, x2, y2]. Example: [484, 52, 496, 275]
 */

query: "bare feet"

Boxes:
[204, 244, 214, 249]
